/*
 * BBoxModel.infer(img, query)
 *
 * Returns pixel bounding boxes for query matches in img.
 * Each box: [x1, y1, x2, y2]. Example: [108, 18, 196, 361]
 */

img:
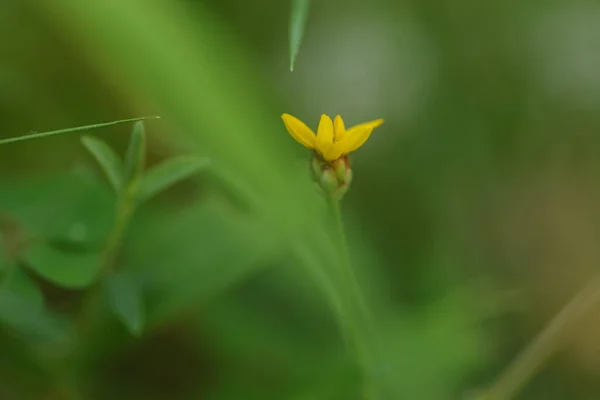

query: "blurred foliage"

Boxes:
[1, 0, 600, 399]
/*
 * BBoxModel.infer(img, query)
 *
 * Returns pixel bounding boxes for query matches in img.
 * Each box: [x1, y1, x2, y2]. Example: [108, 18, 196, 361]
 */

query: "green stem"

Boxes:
[0, 116, 159, 145]
[478, 274, 600, 400]
[102, 191, 136, 272]
[73, 185, 137, 338]
[329, 198, 376, 399]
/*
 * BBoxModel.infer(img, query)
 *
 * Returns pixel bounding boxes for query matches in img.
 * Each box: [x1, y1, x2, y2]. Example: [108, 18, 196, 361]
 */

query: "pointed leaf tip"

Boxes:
[289, 0, 311, 71]
[104, 272, 145, 336]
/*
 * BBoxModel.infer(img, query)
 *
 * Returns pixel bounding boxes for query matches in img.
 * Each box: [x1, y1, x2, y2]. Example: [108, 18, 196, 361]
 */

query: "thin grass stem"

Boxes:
[0, 116, 159, 145]
[478, 274, 600, 400]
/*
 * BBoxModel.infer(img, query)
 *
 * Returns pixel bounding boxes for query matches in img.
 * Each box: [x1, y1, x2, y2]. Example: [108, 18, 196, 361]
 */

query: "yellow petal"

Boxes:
[322, 141, 345, 161]
[315, 114, 334, 157]
[339, 119, 384, 154]
[333, 115, 346, 142]
[281, 113, 316, 149]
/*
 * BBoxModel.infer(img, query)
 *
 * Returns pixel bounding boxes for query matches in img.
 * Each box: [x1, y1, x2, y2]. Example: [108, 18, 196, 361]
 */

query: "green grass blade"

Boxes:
[0, 116, 160, 145]
[81, 135, 125, 194]
[137, 156, 210, 204]
[289, 0, 311, 71]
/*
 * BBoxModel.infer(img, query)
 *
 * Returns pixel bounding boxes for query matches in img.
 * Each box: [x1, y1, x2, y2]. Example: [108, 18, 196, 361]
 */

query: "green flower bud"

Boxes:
[310, 153, 353, 200]
[310, 155, 323, 182]
[320, 169, 338, 195]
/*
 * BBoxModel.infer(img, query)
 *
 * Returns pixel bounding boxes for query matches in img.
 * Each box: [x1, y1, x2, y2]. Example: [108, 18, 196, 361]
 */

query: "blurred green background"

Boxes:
[2, 0, 600, 399]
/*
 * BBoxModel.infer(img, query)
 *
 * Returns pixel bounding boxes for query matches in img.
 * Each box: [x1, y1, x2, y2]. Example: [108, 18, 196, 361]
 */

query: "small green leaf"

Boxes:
[289, 0, 311, 71]
[81, 135, 125, 193]
[22, 243, 102, 289]
[124, 121, 146, 184]
[104, 271, 144, 336]
[137, 156, 210, 203]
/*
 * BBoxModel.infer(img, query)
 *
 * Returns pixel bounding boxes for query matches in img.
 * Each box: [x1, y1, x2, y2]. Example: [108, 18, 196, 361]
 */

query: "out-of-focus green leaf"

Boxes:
[103, 271, 144, 336]
[0, 263, 68, 343]
[137, 156, 210, 204]
[22, 243, 102, 289]
[124, 200, 282, 326]
[124, 121, 146, 184]
[289, 0, 311, 71]
[81, 135, 125, 194]
[0, 266, 43, 313]
[0, 171, 115, 244]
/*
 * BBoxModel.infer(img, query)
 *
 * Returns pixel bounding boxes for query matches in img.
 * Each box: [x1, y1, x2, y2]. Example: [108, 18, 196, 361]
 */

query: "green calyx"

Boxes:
[310, 153, 352, 200]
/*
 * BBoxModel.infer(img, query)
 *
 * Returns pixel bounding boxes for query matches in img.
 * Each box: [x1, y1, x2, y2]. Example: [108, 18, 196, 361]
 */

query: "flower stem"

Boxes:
[477, 274, 600, 400]
[329, 198, 376, 399]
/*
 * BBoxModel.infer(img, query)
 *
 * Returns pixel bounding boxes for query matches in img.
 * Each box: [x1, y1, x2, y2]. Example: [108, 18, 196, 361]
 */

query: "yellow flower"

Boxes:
[281, 114, 384, 161]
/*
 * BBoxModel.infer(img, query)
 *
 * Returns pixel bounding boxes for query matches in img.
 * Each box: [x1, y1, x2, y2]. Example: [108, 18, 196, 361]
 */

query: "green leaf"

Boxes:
[0, 266, 44, 313]
[137, 156, 210, 203]
[289, 0, 311, 71]
[126, 200, 282, 325]
[0, 171, 115, 244]
[0, 264, 67, 343]
[0, 116, 159, 145]
[104, 271, 144, 336]
[22, 243, 102, 289]
[124, 121, 146, 184]
[81, 135, 125, 193]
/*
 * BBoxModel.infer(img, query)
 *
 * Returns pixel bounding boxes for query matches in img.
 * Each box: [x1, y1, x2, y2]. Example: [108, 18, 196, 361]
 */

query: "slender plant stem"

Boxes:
[479, 274, 600, 400]
[102, 190, 136, 272]
[0, 116, 159, 145]
[329, 198, 376, 399]
[73, 186, 138, 341]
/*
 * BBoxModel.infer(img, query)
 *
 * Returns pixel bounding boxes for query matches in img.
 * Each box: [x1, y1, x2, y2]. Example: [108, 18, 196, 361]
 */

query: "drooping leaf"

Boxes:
[137, 156, 210, 204]
[124, 121, 146, 184]
[104, 271, 145, 336]
[289, 0, 311, 71]
[22, 243, 103, 289]
[81, 135, 125, 194]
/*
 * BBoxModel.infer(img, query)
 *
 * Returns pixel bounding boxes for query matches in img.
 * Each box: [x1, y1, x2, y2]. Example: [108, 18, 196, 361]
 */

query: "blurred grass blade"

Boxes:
[289, 0, 311, 71]
[124, 121, 146, 184]
[0, 116, 159, 145]
[137, 156, 210, 203]
[104, 271, 144, 336]
[22, 243, 102, 289]
[81, 135, 125, 194]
